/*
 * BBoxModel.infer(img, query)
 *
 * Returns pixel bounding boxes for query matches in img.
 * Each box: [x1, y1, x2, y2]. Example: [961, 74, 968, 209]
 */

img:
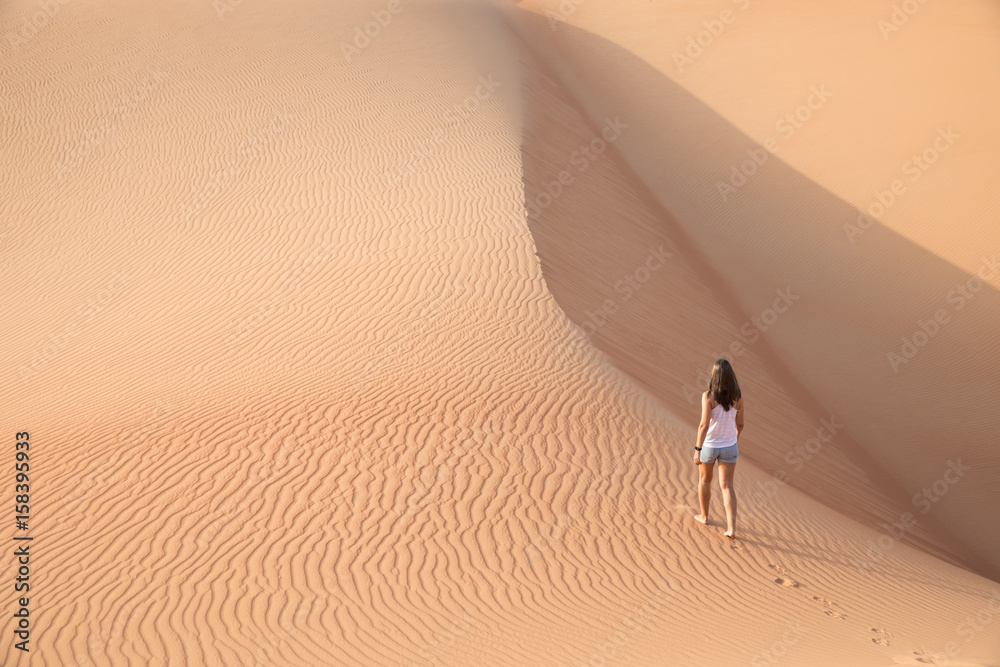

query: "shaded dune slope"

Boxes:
[506, 5, 1000, 581]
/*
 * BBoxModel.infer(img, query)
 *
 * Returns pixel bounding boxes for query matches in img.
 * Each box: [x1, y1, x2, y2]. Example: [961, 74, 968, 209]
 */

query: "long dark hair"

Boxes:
[707, 359, 741, 411]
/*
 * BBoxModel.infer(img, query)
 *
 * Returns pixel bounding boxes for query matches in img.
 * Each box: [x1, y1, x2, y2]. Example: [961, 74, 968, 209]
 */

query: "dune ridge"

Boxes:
[504, 5, 999, 580]
[509, 0, 1000, 577]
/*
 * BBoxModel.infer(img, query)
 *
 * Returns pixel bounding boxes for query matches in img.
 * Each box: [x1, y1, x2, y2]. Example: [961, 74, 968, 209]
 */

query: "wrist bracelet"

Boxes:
[695, 447, 702, 451]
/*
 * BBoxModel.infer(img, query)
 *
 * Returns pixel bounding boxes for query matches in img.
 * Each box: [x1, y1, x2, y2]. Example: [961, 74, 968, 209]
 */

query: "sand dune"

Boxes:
[511, 15, 990, 577]
[1, 0, 998, 665]
[509, 0, 1000, 578]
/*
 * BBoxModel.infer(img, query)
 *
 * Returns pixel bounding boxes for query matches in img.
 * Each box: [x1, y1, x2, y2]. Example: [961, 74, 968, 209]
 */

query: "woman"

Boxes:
[693, 359, 744, 539]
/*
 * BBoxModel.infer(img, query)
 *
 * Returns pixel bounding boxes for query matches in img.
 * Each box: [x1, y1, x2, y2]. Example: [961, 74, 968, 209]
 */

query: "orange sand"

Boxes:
[1, 0, 997, 665]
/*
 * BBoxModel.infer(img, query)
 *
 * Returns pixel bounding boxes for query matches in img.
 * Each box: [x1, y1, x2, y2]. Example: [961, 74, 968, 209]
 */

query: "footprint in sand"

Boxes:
[870, 627, 892, 646]
[894, 651, 1000, 665]
[812, 595, 846, 620]
[768, 563, 848, 619]
[895, 649, 940, 664]
[768, 563, 800, 587]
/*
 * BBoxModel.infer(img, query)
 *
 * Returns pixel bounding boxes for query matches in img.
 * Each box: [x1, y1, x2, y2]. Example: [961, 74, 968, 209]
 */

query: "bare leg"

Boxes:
[718, 461, 738, 538]
[695, 461, 714, 525]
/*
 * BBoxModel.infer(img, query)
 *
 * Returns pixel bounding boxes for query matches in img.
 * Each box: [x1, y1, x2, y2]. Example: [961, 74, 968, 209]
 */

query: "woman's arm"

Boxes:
[694, 392, 712, 464]
[696, 392, 712, 447]
[735, 397, 745, 440]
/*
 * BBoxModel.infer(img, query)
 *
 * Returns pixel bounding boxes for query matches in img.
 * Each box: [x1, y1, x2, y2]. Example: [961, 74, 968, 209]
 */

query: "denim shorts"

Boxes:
[700, 443, 738, 464]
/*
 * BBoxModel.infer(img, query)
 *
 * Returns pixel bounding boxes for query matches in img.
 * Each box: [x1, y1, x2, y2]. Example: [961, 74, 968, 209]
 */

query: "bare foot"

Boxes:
[694, 514, 708, 525]
[723, 529, 736, 540]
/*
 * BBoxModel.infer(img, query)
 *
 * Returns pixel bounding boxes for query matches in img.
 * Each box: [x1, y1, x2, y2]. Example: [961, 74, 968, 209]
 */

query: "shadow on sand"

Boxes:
[508, 8, 1000, 581]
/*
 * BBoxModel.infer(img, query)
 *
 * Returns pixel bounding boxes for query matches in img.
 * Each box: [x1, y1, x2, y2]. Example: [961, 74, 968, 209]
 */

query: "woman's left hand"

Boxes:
[693, 451, 701, 465]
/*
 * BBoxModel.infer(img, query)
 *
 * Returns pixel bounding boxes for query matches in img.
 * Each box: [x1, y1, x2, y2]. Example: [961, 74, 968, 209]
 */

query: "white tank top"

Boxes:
[704, 400, 739, 448]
